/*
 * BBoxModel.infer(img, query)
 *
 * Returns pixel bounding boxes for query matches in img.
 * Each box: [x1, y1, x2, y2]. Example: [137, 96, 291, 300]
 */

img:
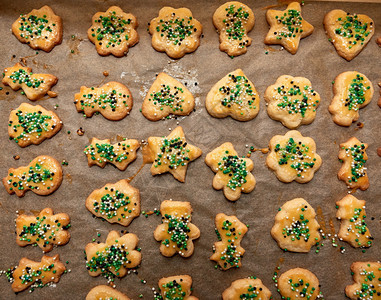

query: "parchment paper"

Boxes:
[0, 0, 380, 299]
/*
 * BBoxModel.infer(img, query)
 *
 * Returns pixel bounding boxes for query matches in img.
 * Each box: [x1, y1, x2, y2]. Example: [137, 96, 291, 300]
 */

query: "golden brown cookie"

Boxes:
[345, 261, 381, 300]
[222, 277, 272, 300]
[2, 63, 58, 101]
[85, 230, 141, 279]
[142, 73, 195, 121]
[157, 275, 198, 300]
[88, 6, 139, 57]
[149, 7, 202, 59]
[205, 142, 256, 201]
[3, 155, 63, 197]
[210, 213, 248, 270]
[12, 5, 62, 52]
[85, 179, 140, 226]
[11, 255, 66, 292]
[142, 126, 202, 182]
[212, 2, 255, 57]
[264, 2, 314, 54]
[271, 198, 320, 252]
[84, 137, 140, 171]
[74, 82, 133, 121]
[336, 194, 372, 248]
[266, 130, 322, 183]
[205, 69, 260, 121]
[329, 71, 373, 127]
[86, 285, 130, 300]
[324, 10, 375, 61]
[265, 75, 320, 129]
[16, 208, 70, 252]
[154, 200, 200, 257]
[338, 137, 369, 191]
[8, 103, 62, 147]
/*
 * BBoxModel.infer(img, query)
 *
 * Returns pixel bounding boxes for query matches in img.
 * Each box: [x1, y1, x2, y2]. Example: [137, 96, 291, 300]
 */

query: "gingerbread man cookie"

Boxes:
[157, 275, 198, 300]
[12, 5, 62, 52]
[205, 142, 256, 201]
[324, 10, 375, 61]
[271, 198, 320, 252]
[9, 103, 62, 147]
[86, 179, 140, 226]
[3, 155, 63, 197]
[154, 200, 200, 258]
[74, 82, 133, 121]
[149, 7, 202, 59]
[266, 130, 322, 183]
[211, 213, 248, 270]
[264, 2, 314, 54]
[205, 69, 260, 121]
[2, 63, 58, 101]
[265, 75, 320, 129]
[84, 137, 140, 171]
[329, 72, 373, 126]
[86, 285, 130, 300]
[338, 137, 369, 191]
[142, 126, 202, 182]
[222, 277, 272, 300]
[88, 6, 139, 57]
[16, 208, 70, 252]
[142, 73, 195, 121]
[213, 2, 255, 57]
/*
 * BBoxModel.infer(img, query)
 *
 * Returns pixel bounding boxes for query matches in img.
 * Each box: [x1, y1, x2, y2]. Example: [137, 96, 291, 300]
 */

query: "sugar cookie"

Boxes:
[222, 277, 272, 300]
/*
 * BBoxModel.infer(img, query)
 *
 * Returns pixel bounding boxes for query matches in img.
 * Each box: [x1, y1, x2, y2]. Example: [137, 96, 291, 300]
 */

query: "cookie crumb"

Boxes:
[377, 147, 381, 157]
[103, 71, 109, 77]
[13, 155, 20, 160]
[76, 127, 85, 136]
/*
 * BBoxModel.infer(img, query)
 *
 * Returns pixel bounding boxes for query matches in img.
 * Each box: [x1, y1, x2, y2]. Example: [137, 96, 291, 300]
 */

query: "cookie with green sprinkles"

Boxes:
[8, 102, 62, 147]
[149, 7, 203, 59]
[16, 208, 70, 252]
[205, 142, 256, 201]
[210, 213, 248, 271]
[264, 2, 314, 54]
[213, 2, 255, 57]
[345, 261, 381, 300]
[11, 5, 62, 52]
[278, 268, 320, 300]
[11, 254, 66, 292]
[154, 200, 200, 257]
[265, 75, 321, 129]
[222, 277, 272, 300]
[206, 69, 260, 121]
[3, 155, 63, 197]
[74, 81, 133, 120]
[324, 10, 375, 61]
[329, 71, 373, 127]
[271, 198, 321, 253]
[2, 63, 58, 101]
[338, 137, 369, 191]
[266, 130, 322, 183]
[84, 137, 140, 171]
[85, 179, 140, 226]
[86, 285, 130, 300]
[88, 6, 139, 57]
[85, 230, 141, 280]
[142, 73, 195, 121]
[157, 275, 198, 300]
[142, 126, 202, 182]
[336, 195, 373, 248]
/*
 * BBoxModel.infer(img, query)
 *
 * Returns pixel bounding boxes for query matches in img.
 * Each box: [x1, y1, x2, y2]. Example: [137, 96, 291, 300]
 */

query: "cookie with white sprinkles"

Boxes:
[157, 275, 198, 300]
[222, 277, 272, 300]
[86, 285, 130, 300]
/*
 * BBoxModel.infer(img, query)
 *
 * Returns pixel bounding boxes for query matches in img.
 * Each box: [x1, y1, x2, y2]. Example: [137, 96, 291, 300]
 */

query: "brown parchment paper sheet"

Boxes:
[0, 0, 380, 299]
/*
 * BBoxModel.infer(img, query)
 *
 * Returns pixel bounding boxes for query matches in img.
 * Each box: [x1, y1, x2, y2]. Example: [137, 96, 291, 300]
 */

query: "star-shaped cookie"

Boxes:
[264, 2, 314, 54]
[222, 277, 272, 300]
[86, 285, 130, 300]
[142, 126, 202, 182]
[157, 275, 198, 300]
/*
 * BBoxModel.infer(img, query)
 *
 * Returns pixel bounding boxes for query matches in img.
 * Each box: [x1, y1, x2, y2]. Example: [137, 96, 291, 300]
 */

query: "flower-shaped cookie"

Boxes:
[324, 10, 375, 61]
[264, 2, 314, 54]
[154, 200, 200, 257]
[142, 126, 202, 182]
[149, 7, 202, 59]
[213, 2, 255, 57]
[329, 72, 373, 126]
[266, 130, 322, 183]
[222, 277, 272, 300]
[157, 275, 198, 300]
[205, 142, 256, 201]
[265, 75, 320, 129]
[206, 69, 260, 121]
[86, 285, 130, 300]
[12, 5, 62, 52]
